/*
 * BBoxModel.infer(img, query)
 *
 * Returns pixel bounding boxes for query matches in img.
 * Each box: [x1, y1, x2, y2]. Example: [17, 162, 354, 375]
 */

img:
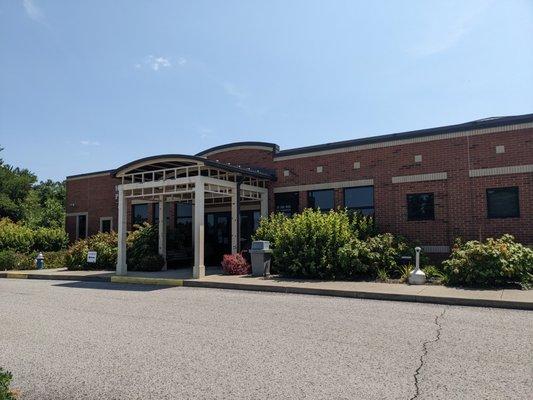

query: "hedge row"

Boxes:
[254, 209, 533, 288]
[0, 218, 67, 252]
[64, 223, 164, 271]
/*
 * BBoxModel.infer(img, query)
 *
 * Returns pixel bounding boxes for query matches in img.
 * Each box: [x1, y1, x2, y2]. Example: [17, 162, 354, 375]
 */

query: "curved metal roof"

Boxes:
[113, 154, 275, 180]
[196, 141, 279, 157]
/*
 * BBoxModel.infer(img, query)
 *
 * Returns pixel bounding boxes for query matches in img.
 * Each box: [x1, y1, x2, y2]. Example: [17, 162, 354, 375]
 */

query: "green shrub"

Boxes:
[254, 209, 379, 279]
[64, 223, 162, 271]
[0, 367, 17, 400]
[33, 227, 68, 252]
[127, 223, 159, 269]
[65, 232, 118, 270]
[42, 250, 67, 269]
[0, 250, 33, 270]
[0, 218, 67, 253]
[442, 235, 533, 289]
[0, 218, 33, 253]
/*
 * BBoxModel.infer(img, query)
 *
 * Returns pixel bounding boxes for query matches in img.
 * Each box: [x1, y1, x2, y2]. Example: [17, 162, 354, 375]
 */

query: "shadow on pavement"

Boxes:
[52, 281, 174, 292]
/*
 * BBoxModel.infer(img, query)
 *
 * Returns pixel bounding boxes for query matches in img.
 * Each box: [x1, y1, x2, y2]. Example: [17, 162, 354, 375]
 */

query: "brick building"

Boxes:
[66, 114, 533, 273]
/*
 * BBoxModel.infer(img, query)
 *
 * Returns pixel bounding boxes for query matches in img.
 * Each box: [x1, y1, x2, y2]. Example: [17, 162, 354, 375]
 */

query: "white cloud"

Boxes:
[80, 140, 100, 146]
[22, 0, 45, 23]
[222, 82, 247, 100]
[135, 55, 187, 71]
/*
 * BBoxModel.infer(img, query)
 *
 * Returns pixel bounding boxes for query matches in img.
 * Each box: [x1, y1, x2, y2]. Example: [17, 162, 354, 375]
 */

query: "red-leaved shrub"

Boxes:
[221, 253, 251, 275]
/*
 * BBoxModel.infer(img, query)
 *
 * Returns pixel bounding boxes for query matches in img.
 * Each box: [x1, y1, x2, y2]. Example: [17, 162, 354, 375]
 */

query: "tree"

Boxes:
[0, 148, 37, 222]
[0, 147, 65, 228]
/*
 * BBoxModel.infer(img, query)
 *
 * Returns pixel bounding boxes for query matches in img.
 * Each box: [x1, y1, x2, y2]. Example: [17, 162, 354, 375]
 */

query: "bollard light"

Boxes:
[408, 246, 426, 285]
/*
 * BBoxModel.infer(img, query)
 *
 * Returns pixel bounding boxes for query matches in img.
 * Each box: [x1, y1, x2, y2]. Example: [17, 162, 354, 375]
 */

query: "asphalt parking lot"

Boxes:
[0, 279, 531, 399]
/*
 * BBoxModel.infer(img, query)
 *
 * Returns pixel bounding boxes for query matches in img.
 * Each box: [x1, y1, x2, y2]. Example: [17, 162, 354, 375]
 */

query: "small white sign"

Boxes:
[87, 251, 97, 263]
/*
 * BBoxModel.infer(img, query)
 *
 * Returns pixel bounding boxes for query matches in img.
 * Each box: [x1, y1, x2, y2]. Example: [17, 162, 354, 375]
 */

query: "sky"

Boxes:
[1, 0, 532, 181]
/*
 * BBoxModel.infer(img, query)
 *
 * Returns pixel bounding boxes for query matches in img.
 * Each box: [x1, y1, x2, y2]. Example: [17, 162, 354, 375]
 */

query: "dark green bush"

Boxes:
[0, 250, 33, 270]
[0, 219, 33, 253]
[33, 227, 68, 251]
[442, 235, 533, 289]
[0, 218, 67, 253]
[65, 232, 118, 270]
[0, 367, 17, 400]
[64, 223, 162, 271]
[127, 223, 160, 270]
[254, 209, 383, 279]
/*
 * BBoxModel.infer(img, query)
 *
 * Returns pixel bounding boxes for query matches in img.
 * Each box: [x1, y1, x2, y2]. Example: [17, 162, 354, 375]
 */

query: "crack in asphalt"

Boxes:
[409, 308, 447, 400]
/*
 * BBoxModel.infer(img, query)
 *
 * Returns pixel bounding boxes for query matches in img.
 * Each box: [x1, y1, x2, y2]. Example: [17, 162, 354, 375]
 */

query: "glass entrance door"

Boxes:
[205, 212, 231, 266]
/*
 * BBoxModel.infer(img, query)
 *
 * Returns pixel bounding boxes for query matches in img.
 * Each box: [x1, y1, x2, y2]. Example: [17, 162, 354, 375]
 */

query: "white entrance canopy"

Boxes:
[113, 155, 273, 278]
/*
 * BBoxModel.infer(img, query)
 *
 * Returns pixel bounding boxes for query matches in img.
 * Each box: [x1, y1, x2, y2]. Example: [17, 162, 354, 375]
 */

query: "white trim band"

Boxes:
[273, 122, 533, 161]
[392, 172, 448, 184]
[469, 164, 533, 178]
[273, 179, 373, 193]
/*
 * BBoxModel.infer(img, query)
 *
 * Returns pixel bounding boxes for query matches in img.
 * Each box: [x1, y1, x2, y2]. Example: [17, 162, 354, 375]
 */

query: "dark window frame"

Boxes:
[406, 192, 435, 221]
[486, 187, 520, 219]
[307, 189, 335, 212]
[343, 186, 374, 216]
[275, 191, 299, 216]
[131, 203, 149, 226]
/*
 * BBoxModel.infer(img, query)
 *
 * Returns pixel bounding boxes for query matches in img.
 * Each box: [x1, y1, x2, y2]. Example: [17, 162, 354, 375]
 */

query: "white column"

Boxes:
[260, 191, 269, 218]
[193, 178, 205, 279]
[116, 186, 127, 275]
[231, 184, 238, 253]
[158, 198, 167, 271]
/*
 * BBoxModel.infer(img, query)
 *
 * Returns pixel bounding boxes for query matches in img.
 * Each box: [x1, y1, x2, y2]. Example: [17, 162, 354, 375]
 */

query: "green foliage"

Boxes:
[254, 209, 425, 280]
[33, 227, 68, 251]
[0, 219, 34, 253]
[64, 223, 164, 271]
[0, 218, 68, 253]
[442, 235, 533, 289]
[127, 223, 163, 271]
[376, 268, 389, 282]
[0, 250, 33, 270]
[65, 232, 118, 270]
[0, 147, 65, 229]
[397, 264, 413, 283]
[0, 367, 17, 400]
[423, 265, 447, 282]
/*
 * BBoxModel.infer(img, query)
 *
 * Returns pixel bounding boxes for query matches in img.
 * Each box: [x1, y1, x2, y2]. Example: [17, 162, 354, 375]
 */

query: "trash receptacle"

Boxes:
[249, 241, 272, 277]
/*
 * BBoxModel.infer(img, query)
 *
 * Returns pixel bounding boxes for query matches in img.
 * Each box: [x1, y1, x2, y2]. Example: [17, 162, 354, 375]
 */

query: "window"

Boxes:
[132, 203, 148, 225]
[308, 189, 334, 211]
[77, 214, 87, 239]
[407, 193, 434, 221]
[275, 192, 299, 216]
[100, 217, 112, 233]
[175, 203, 192, 226]
[487, 187, 519, 218]
[344, 186, 374, 216]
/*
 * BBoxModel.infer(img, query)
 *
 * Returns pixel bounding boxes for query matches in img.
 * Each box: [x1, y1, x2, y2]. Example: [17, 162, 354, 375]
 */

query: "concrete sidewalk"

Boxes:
[1, 268, 532, 310]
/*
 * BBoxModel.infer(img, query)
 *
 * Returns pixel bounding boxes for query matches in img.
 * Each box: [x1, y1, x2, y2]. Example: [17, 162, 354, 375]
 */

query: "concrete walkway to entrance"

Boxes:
[1, 267, 532, 310]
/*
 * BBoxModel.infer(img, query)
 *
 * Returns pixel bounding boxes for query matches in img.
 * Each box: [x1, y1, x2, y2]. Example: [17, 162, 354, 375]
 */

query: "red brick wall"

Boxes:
[65, 127, 533, 249]
[65, 174, 119, 241]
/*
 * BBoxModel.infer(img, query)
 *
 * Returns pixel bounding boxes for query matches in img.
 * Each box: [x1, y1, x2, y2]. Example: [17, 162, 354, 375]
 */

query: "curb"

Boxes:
[1, 272, 531, 310]
[111, 276, 184, 286]
[183, 280, 533, 311]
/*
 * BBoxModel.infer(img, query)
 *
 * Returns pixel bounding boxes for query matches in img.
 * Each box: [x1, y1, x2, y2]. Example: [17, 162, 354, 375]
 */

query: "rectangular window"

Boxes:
[344, 186, 374, 216]
[487, 187, 520, 218]
[132, 203, 149, 225]
[275, 192, 299, 216]
[308, 189, 334, 211]
[77, 214, 87, 239]
[100, 218, 112, 233]
[407, 193, 435, 221]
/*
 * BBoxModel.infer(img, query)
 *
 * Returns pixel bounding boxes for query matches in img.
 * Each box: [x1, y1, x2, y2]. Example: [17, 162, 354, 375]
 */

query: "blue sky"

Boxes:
[1, 0, 532, 181]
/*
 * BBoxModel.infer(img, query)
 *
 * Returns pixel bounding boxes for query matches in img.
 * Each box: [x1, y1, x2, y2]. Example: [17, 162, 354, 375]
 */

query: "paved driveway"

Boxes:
[0, 279, 531, 399]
